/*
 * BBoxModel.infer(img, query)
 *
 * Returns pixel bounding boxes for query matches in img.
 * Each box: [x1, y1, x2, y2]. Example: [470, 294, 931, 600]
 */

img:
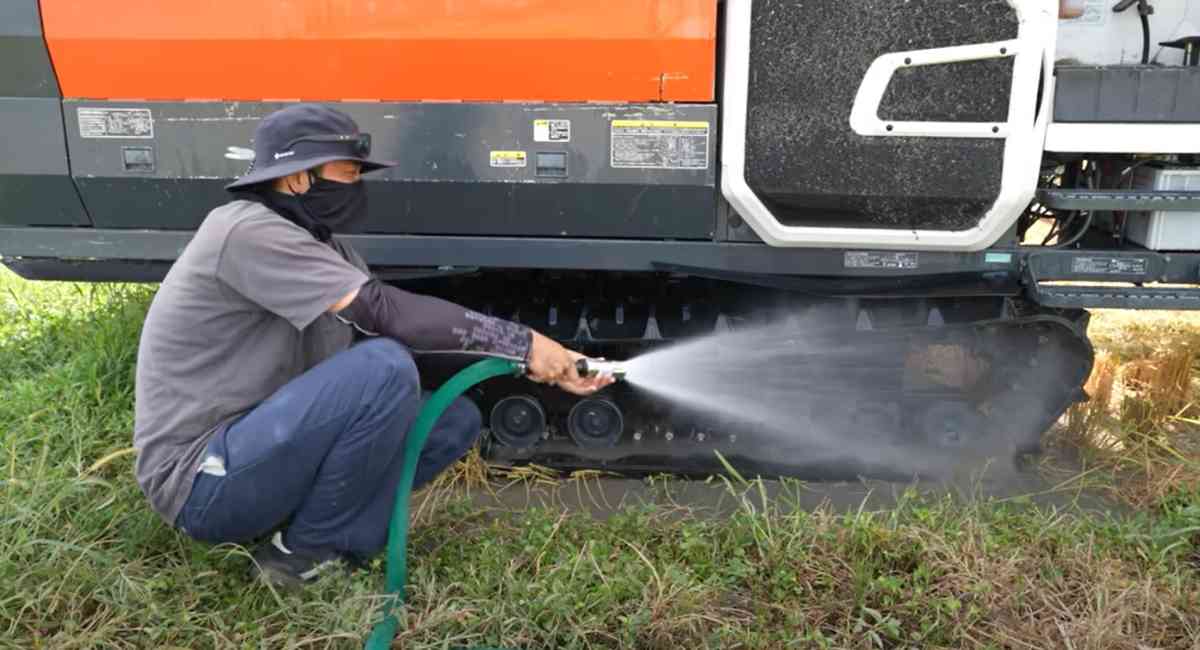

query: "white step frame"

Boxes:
[720, 0, 1058, 251]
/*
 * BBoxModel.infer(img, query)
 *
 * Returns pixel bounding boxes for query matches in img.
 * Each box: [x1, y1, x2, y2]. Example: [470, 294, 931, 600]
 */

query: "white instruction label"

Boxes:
[844, 251, 919, 270]
[534, 119, 570, 143]
[78, 107, 154, 139]
[610, 120, 709, 170]
[1071, 256, 1148, 275]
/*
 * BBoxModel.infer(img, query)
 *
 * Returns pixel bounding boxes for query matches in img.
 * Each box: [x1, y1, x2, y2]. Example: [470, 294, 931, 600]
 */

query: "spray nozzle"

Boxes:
[576, 358, 627, 381]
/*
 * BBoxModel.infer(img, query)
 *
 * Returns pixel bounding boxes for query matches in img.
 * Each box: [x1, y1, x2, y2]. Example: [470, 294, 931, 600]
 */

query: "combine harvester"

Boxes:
[2, 0, 1198, 478]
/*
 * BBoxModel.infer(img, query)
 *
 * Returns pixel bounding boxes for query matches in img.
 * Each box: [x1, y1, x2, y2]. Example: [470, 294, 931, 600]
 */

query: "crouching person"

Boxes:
[133, 105, 609, 587]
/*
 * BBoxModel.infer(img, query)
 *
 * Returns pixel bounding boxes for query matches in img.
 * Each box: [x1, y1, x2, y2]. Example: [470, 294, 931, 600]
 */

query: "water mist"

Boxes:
[584, 312, 1061, 480]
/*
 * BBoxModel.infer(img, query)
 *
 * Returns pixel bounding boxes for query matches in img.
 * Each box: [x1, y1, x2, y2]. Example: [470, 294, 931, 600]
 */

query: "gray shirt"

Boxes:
[134, 200, 368, 526]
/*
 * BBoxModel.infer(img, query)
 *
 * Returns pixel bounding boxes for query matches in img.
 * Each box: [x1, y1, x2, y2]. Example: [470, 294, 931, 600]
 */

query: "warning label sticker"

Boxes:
[78, 108, 154, 139]
[1071, 256, 1148, 275]
[490, 150, 527, 168]
[534, 119, 570, 143]
[1065, 0, 1108, 25]
[610, 119, 709, 170]
[844, 251, 919, 270]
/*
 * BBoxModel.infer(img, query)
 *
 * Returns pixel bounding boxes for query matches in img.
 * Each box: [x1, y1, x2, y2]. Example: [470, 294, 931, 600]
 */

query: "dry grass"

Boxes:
[413, 450, 624, 527]
[1054, 310, 1200, 509]
[1065, 352, 1118, 438]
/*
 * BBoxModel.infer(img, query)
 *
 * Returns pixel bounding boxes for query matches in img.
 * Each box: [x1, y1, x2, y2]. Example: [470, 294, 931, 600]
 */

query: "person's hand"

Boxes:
[525, 332, 615, 395]
[555, 350, 616, 396]
[526, 331, 576, 384]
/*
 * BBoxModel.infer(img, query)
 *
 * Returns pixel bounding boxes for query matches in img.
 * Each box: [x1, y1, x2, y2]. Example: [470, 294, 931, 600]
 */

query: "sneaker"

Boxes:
[248, 531, 345, 588]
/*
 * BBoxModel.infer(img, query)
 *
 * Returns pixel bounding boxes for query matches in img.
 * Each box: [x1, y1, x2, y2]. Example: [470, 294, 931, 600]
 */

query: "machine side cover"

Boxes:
[38, 0, 716, 102]
[0, 0, 91, 227]
[744, 0, 1018, 231]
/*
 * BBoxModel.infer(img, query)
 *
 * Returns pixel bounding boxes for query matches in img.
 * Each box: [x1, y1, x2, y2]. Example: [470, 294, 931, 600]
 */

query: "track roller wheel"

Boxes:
[489, 395, 546, 448]
[916, 400, 985, 450]
[568, 399, 624, 448]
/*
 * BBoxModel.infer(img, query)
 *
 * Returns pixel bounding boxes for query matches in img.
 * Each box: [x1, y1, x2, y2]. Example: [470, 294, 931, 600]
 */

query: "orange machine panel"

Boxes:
[39, 0, 716, 102]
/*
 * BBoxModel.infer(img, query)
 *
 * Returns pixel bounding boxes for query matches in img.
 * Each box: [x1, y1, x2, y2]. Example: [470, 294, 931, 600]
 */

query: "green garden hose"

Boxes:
[364, 357, 523, 650]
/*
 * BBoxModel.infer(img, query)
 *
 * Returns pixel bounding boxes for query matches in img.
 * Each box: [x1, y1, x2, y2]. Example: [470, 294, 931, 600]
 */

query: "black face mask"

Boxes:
[298, 173, 369, 235]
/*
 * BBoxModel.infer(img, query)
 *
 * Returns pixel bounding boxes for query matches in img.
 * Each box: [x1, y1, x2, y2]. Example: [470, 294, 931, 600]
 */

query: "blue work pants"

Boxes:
[175, 338, 481, 558]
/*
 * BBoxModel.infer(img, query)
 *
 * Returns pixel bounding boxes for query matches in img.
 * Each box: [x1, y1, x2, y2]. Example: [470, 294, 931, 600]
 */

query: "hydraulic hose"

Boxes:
[365, 357, 523, 650]
[1112, 0, 1153, 64]
[1140, 12, 1150, 64]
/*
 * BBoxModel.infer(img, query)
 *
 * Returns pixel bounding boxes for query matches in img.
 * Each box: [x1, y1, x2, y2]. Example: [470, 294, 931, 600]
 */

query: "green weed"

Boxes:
[1, 267, 1199, 649]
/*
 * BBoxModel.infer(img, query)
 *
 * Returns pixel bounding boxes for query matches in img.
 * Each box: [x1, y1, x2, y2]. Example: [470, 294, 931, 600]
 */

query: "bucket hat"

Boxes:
[226, 104, 395, 190]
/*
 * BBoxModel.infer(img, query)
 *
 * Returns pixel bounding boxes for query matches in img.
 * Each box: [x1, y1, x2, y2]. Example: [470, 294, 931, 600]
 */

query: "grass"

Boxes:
[2, 266, 1199, 649]
[1052, 310, 1200, 510]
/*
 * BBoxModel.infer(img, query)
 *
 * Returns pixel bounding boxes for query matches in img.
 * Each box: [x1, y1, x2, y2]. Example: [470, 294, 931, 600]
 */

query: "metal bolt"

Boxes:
[729, 434, 737, 443]
[633, 431, 643, 441]
[697, 432, 706, 442]
[664, 432, 674, 441]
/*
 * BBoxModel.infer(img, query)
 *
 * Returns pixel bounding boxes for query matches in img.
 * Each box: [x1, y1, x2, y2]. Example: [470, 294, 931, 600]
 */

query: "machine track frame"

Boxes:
[414, 276, 1094, 481]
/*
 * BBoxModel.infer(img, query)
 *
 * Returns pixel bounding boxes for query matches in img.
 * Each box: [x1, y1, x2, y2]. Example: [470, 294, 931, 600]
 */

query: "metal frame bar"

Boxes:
[0, 227, 1013, 277]
[1043, 123, 1200, 154]
[1038, 189, 1200, 211]
[5, 227, 1200, 276]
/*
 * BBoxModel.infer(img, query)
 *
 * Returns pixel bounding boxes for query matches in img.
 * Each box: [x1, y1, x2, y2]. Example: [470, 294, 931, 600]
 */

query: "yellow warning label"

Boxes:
[489, 150, 527, 168]
[611, 119, 710, 130]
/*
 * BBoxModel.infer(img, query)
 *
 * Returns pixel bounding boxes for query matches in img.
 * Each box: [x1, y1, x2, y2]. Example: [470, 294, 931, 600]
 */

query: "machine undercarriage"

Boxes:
[410, 274, 1095, 479]
[1, 1, 1196, 480]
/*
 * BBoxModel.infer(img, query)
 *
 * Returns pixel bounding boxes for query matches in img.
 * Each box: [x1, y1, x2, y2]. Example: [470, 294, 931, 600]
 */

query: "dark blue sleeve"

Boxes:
[337, 278, 533, 361]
